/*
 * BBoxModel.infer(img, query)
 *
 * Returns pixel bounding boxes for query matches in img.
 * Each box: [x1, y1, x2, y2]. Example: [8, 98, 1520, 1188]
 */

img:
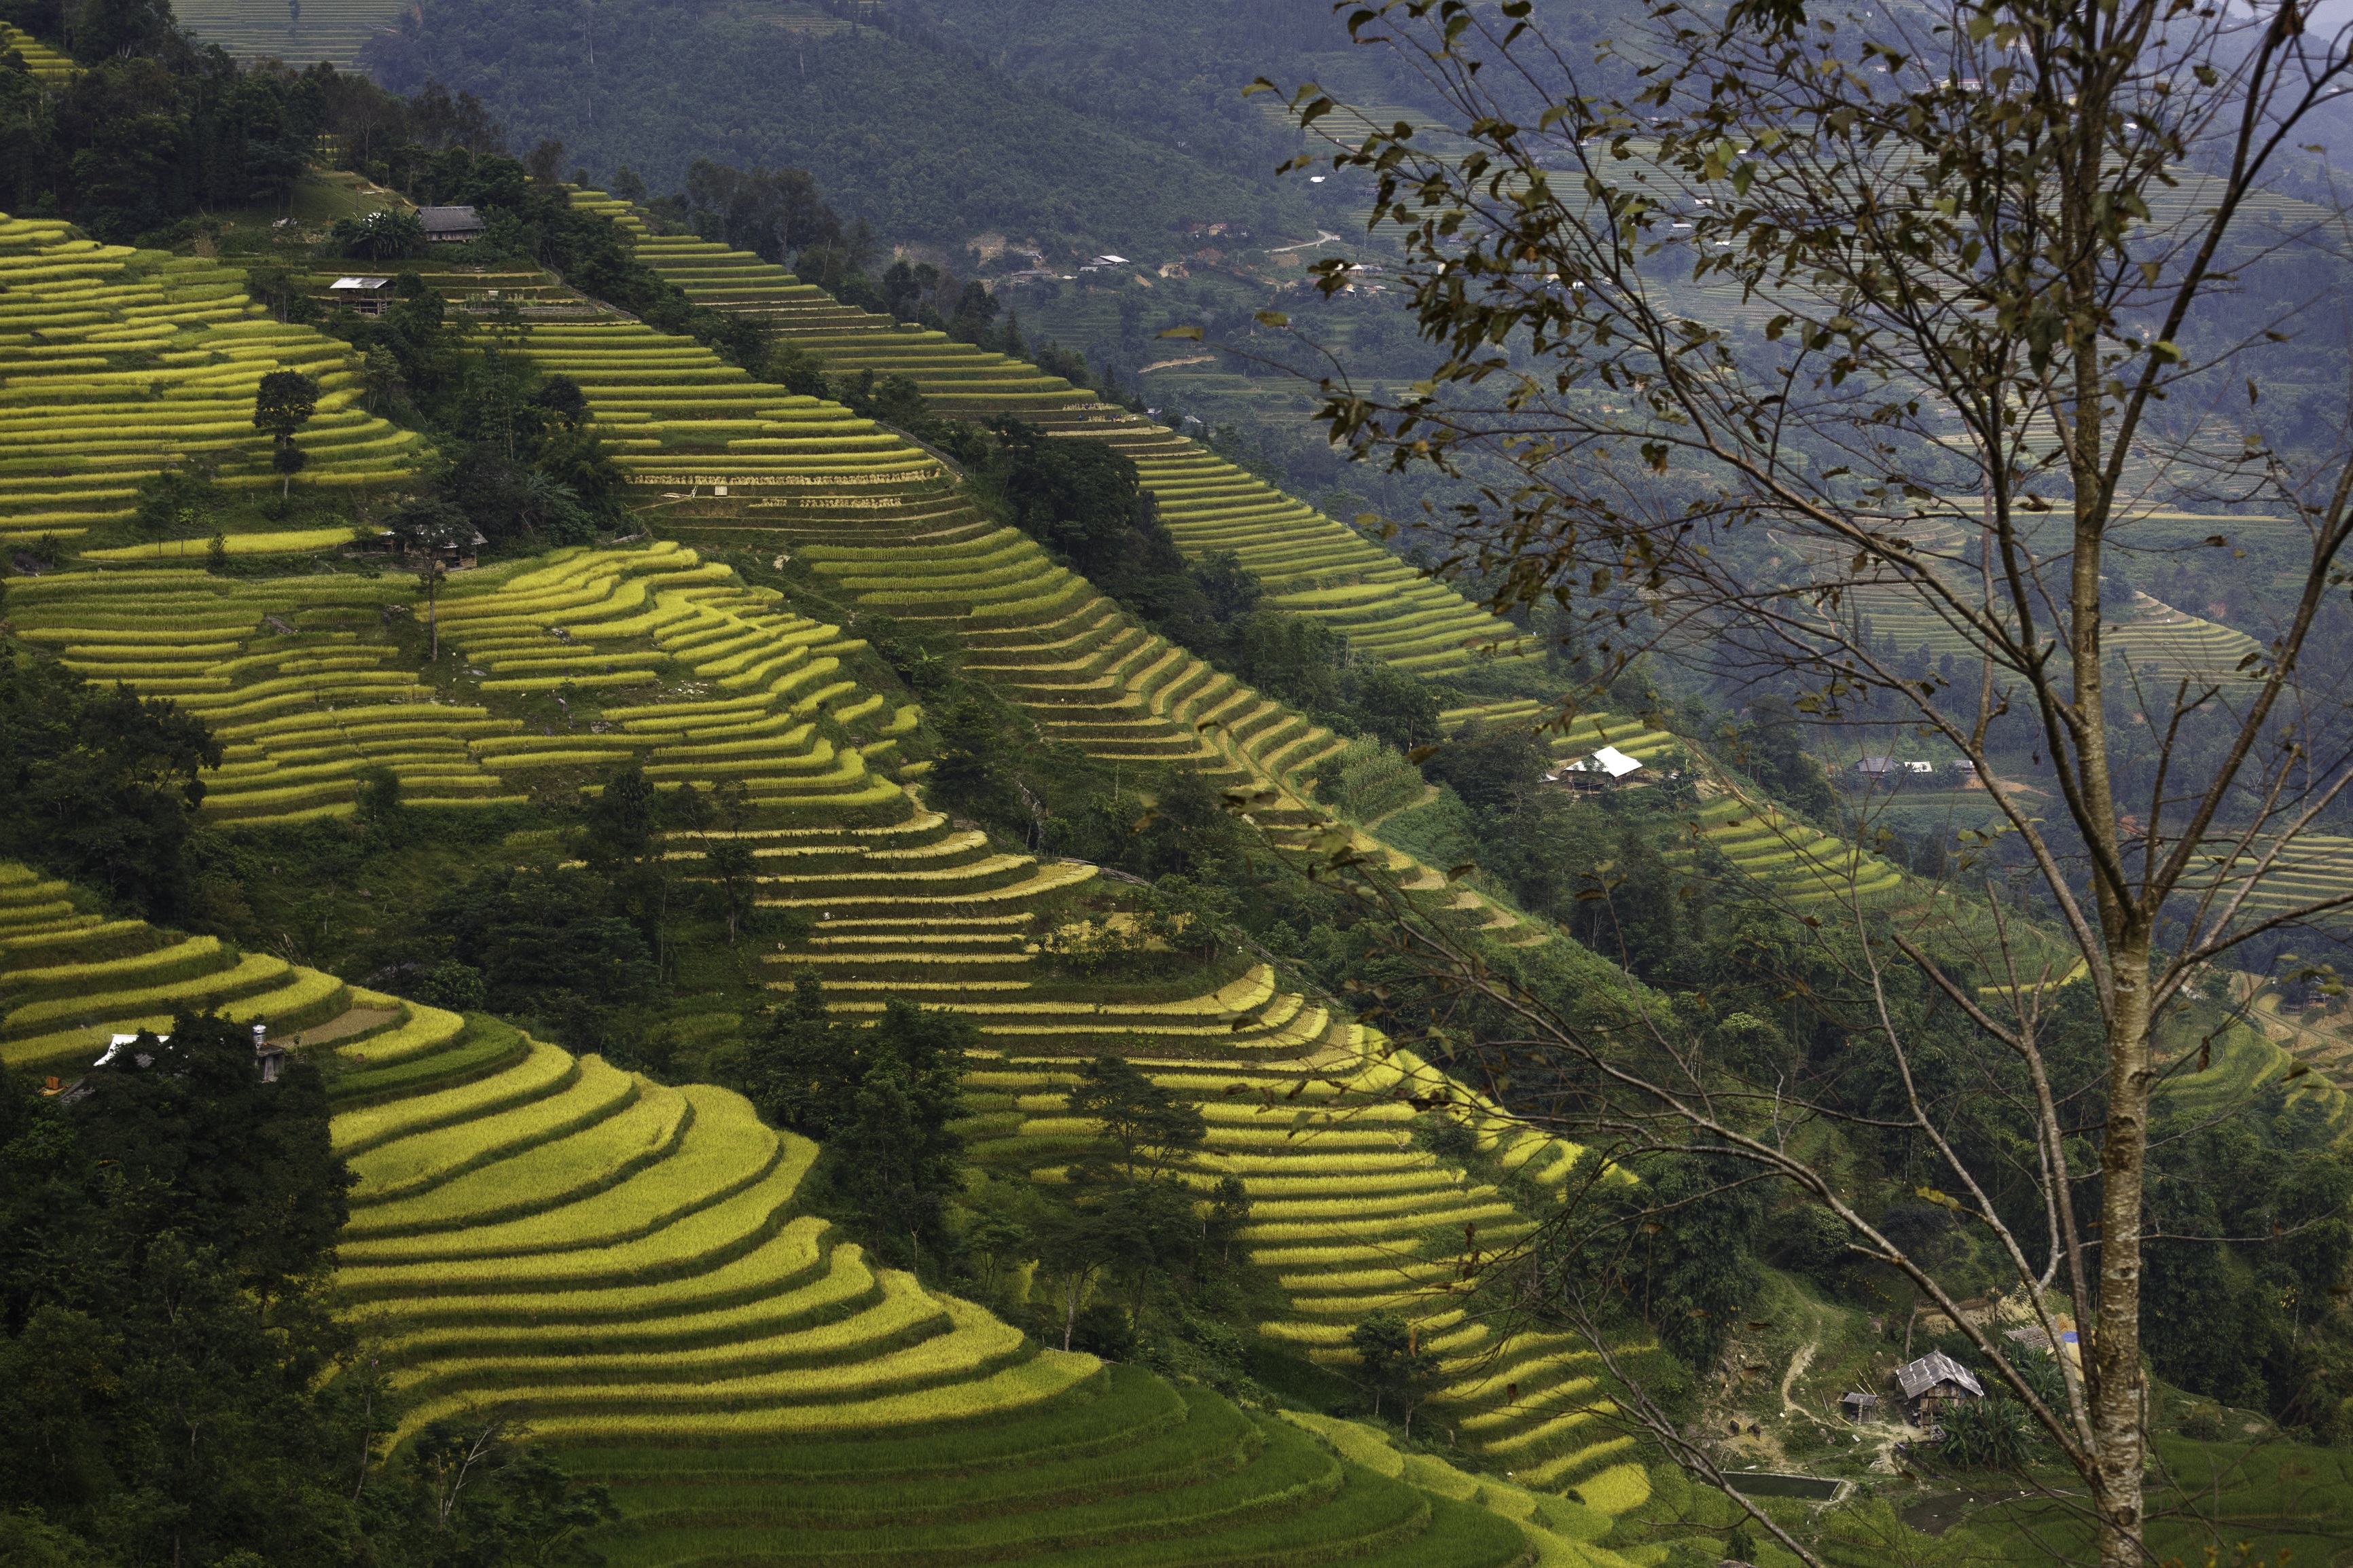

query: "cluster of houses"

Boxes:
[1840, 1350, 1986, 1429]
[323, 206, 486, 316]
[1852, 756, 1978, 786]
[41, 1023, 289, 1102]
[1545, 745, 1656, 790]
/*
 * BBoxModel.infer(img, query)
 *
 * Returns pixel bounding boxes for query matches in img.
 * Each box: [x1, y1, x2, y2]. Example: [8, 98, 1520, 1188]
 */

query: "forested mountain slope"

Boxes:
[345, 0, 1310, 254]
[0, 215, 425, 545]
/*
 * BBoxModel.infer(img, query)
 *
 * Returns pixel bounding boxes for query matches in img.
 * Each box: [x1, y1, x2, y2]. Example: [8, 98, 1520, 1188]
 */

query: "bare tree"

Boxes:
[1243, 0, 2353, 1561]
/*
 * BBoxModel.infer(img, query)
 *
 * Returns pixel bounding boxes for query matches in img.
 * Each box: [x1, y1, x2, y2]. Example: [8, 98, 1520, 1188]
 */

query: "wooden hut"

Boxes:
[1894, 1351, 1984, 1422]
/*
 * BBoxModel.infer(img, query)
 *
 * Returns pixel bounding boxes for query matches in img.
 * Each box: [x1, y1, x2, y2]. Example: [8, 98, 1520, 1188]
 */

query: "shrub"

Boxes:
[412, 961, 487, 1013]
[2179, 1403, 2227, 1440]
[1941, 1393, 2034, 1468]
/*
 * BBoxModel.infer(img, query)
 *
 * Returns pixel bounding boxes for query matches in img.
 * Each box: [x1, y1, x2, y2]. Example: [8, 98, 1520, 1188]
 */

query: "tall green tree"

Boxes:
[0, 1014, 361, 1565]
[0, 1015, 621, 1565]
[1348, 1310, 1443, 1431]
[128, 465, 214, 560]
[251, 369, 319, 499]
[744, 969, 854, 1136]
[388, 496, 475, 660]
[1067, 1053, 1206, 1182]
[833, 1001, 973, 1276]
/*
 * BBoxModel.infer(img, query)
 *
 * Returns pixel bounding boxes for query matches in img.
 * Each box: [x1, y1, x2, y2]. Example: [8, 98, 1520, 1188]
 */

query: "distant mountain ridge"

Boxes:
[351, 0, 1316, 255]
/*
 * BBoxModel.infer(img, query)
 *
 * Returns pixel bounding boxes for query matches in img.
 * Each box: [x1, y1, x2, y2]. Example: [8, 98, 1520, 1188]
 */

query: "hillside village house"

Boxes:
[1894, 1351, 1985, 1423]
[1855, 756, 1939, 782]
[1839, 1391, 1884, 1423]
[419, 205, 484, 244]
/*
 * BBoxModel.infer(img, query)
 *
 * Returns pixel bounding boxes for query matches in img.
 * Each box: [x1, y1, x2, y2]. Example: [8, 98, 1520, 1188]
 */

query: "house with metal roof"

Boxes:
[1894, 1350, 1985, 1421]
[327, 275, 395, 314]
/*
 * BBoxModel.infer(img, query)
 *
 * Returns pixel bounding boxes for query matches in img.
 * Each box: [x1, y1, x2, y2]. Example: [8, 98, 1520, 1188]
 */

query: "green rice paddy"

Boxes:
[1439, 700, 1680, 768]
[0, 22, 75, 83]
[0, 185, 1727, 1509]
[567, 186, 1517, 676]
[0, 212, 426, 543]
[315, 949, 1659, 1563]
[4, 542, 916, 824]
[1672, 795, 1909, 907]
[0, 859, 437, 1076]
[1765, 513, 2264, 681]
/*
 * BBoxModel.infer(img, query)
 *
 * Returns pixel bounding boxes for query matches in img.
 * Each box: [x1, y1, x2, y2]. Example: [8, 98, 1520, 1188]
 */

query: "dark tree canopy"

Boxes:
[0, 651, 220, 920]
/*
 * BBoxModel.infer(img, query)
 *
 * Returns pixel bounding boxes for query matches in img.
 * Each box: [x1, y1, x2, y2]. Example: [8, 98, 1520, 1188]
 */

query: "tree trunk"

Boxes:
[2091, 945, 2154, 1567]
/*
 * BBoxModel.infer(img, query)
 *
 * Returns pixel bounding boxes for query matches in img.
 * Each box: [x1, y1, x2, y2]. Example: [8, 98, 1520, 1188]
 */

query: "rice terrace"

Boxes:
[5, 0, 2353, 1566]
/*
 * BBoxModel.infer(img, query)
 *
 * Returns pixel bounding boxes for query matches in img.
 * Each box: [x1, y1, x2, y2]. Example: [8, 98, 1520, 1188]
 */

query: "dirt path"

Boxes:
[1780, 1339, 1818, 1412]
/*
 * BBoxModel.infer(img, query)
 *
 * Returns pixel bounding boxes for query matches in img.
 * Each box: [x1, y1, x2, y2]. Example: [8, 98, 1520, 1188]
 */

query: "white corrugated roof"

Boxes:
[330, 276, 393, 289]
[1895, 1351, 1984, 1400]
[1594, 745, 1644, 778]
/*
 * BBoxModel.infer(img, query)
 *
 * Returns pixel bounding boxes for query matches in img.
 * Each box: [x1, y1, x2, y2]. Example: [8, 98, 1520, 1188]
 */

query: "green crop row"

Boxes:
[335, 1142, 814, 1301]
[1, 932, 223, 998]
[332, 1037, 577, 1156]
[346, 1084, 693, 1237]
[345, 1092, 783, 1262]
[1, 949, 289, 1038]
[347, 1057, 641, 1207]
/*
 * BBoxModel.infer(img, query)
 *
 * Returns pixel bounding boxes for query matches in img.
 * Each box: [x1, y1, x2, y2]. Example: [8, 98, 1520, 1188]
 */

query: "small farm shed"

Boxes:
[327, 275, 395, 314]
[1593, 744, 1645, 779]
[1839, 1391, 1882, 1423]
[1894, 1351, 1985, 1420]
[420, 205, 484, 243]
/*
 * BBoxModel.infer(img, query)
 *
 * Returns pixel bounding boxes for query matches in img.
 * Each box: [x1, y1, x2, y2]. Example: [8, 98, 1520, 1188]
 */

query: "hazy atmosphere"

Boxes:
[4, 0, 2353, 1564]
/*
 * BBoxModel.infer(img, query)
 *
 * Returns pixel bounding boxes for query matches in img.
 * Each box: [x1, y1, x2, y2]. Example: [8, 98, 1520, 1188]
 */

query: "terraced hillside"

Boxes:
[0, 179, 1670, 1487]
[2, 544, 914, 826]
[4, 864, 1662, 1565]
[566, 187, 1517, 675]
[11, 529, 1670, 1487]
[1765, 517, 2263, 680]
[1673, 794, 1907, 907]
[0, 212, 426, 545]
[442, 295, 1537, 934]
[2180, 833, 2353, 928]
[0, 21, 75, 82]
[1439, 701, 1681, 769]
[566, 190, 1089, 416]
[173, 0, 395, 65]
[300, 257, 583, 314]
[2157, 1017, 2353, 1137]
[333, 1013, 1642, 1566]
[0, 860, 460, 1077]
[958, 1015, 1662, 1499]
